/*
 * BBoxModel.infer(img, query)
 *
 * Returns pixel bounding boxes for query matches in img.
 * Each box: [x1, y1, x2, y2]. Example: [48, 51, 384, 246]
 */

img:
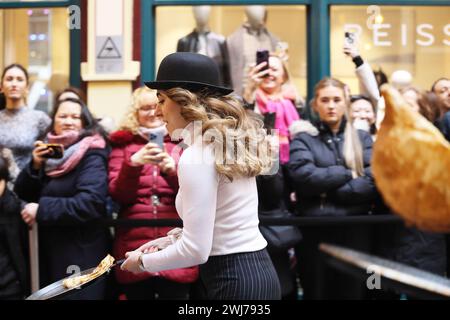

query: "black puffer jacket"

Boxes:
[0, 188, 28, 298]
[14, 148, 111, 300]
[437, 111, 450, 142]
[288, 120, 378, 216]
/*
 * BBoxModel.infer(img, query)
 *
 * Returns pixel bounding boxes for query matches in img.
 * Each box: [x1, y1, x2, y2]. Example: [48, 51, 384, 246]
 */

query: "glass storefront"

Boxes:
[155, 5, 307, 99]
[0, 6, 70, 113]
[331, 5, 450, 93]
[1, 1, 448, 113]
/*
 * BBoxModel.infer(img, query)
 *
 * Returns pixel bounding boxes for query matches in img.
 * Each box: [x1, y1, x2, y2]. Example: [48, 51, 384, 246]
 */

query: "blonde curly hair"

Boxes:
[119, 86, 158, 134]
[163, 88, 275, 181]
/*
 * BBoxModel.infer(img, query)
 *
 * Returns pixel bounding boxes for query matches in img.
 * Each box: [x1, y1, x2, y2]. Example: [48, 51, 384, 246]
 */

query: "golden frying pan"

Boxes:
[26, 259, 125, 300]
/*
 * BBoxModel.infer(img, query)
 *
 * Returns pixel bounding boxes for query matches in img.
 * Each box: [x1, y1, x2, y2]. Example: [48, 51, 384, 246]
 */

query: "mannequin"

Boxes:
[193, 6, 210, 34]
[245, 5, 266, 30]
[227, 6, 280, 96]
[177, 6, 231, 87]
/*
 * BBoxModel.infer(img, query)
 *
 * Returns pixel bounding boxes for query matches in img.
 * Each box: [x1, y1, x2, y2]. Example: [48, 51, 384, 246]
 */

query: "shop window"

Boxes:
[0, 7, 70, 113]
[331, 5, 450, 93]
[154, 5, 307, 101]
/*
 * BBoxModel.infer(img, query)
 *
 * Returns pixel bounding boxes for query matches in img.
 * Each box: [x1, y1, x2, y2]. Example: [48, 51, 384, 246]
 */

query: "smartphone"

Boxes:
[40, 143, 64, 159]
[345, 32, 355, 46]
[263, 112, 277, 132]
[256, 50, 270, 73]
[148, 131, 165, 150]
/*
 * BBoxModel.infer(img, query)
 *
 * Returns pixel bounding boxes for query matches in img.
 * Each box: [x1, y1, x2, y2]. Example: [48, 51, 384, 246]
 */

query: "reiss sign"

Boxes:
[344, 23, 450, 47]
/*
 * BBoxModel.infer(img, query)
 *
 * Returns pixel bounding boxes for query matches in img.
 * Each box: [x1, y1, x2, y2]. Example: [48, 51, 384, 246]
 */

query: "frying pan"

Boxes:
[26, 259, 125, 300]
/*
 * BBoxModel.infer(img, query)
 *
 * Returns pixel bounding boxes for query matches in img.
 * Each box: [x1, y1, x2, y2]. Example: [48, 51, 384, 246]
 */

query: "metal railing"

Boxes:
[27, 213, 403, 293]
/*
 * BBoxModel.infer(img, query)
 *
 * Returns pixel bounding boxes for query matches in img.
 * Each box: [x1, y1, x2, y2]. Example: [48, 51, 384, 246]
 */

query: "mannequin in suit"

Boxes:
[177, 6, 231, 87]
[227, 5, 280, 96]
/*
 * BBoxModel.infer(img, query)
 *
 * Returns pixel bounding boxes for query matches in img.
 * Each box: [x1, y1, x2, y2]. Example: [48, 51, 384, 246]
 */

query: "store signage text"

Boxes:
[344, 23, 450, 47]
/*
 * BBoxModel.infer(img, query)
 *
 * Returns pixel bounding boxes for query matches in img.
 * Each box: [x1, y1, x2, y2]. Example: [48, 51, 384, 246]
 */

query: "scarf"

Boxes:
[137, 126, 168, 142]
[256, 89, 300, 164]
[45, 131, 106, 178]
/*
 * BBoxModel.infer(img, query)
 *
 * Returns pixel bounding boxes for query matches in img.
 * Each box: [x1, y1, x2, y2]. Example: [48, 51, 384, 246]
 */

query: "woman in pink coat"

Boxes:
[108, 87, 198, 300]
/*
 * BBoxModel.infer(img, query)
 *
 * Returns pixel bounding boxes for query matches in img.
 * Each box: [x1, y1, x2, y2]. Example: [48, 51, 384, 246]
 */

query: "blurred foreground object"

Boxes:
[373, 85, 450, 232]
[320, 243, 450, 299]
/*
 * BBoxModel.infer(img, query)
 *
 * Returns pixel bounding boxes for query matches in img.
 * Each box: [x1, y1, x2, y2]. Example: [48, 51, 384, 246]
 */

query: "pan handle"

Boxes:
[29, 224, 40, 293]
[112, 258, 126, 267]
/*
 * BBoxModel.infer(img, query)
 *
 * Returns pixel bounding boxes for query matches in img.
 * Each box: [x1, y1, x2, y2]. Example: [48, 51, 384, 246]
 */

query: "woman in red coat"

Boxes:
[108, 86, 198, 300]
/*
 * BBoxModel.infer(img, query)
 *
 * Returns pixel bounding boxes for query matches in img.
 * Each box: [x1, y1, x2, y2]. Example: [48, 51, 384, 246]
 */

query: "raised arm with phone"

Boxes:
[343, 31, 360, 59]
[242, 51, 300, 164]
[342, 30, 381, 141]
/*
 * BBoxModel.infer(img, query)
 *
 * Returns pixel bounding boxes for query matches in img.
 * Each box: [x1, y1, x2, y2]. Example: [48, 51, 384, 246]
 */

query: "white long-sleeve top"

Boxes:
[141, 138, 267, 272]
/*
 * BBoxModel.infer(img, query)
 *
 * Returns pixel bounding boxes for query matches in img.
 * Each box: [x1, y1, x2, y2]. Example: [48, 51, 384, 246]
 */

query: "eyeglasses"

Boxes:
[139, 104, 158, 113]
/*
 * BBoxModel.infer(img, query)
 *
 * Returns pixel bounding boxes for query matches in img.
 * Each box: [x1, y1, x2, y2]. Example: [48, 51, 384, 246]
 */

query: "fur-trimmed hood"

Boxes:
[109, 130, 140, 146]
[289, 120, 319, 139]
[1, 147, 19, 188]
[109, 130, 173, 146]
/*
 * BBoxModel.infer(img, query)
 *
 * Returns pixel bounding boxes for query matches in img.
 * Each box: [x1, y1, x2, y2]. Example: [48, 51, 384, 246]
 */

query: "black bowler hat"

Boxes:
[145, 52, 233, 96]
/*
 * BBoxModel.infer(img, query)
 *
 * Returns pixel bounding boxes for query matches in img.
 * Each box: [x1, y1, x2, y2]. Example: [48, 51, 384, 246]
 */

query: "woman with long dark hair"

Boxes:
[14, 98, 111, 300]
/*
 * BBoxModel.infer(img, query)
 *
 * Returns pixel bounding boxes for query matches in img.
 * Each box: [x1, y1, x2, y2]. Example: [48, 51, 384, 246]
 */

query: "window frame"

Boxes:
[141, 0, 313, 97]
[142, 0, 450, 101]
[0, 0, 81, 87]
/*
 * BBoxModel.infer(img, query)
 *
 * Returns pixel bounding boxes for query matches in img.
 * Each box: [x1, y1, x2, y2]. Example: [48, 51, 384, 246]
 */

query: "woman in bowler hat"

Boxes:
[121, 52, 281, 300]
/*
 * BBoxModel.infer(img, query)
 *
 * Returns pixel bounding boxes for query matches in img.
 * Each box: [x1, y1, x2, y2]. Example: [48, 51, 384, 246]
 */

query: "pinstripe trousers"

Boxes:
[199, 249, 282, 300]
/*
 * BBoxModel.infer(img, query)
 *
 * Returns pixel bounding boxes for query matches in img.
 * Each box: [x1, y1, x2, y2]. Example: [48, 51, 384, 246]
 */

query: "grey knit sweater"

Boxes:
[0, 107, 51, 170]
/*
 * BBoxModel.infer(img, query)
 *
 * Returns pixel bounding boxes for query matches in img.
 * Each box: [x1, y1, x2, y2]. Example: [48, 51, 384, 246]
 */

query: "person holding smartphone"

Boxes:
[14, 98, 111, 300]
[108, 86, 198, 300]
[243, 51, 300, 165]
[342, 31, 382, 132]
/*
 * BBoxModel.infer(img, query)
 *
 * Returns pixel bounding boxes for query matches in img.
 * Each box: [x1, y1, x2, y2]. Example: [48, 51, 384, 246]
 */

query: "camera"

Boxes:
[263, 112, 277, 132]
[345, 32, 355, 46]
[256, 50, 270, 73]
[40, 144, 64, 159]
[148, 131, 165, 150]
